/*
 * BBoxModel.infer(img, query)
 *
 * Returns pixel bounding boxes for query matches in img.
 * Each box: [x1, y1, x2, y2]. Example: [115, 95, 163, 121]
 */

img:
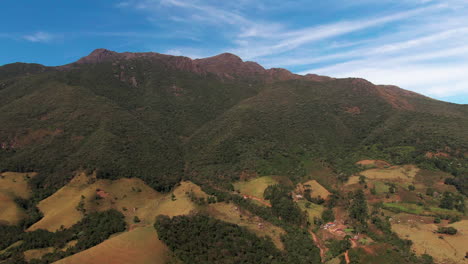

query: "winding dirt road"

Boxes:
[309, 230, 327, 262]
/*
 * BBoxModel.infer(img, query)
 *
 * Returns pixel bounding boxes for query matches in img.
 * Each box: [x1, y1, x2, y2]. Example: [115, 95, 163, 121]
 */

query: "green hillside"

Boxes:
[0, 49, 467, 194]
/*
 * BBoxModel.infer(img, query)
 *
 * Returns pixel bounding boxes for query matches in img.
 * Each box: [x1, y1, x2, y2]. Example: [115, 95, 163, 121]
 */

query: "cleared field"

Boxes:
[356, 160, 390, 168]
[144, 181, 203, 218]
[0, 193, 27, 225]
[302, 160, 338, 190]
[300, 180, 331, 199]
[382, 202, 463, 217]
[234, 176, 278, 199]
[348, 165, 419, 185]
[373, 181, 389, 194]
[55, 226, 172, 264]
[297, 200, 324, 226]
[29, 172, 202, 232]
[0, 172, 36, 199]
[392, 220, 468, 264]
[206, 202, 285, 250]
[0, 172, 36, 225]
[383, 203, 424, 215]
[24, 247, 55, 262]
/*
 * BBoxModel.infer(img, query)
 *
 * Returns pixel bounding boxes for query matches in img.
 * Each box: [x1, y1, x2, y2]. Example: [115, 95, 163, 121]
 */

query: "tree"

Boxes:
[440, 191, 465, 213]
[349, 190, 368, 229]
[322, 209, 335, 223]
[426, 188, 435, 196]
[436, 226, 457, 235]
[359, 175, 366, 185]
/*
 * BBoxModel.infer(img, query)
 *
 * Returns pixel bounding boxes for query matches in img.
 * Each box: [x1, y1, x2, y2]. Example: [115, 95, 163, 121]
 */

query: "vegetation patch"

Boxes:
[382, 202, 424, 215]
[373, 181, 389, 194]
[296, 200, 324, 226]
[206, 202, 286, 250]
[155, 214, 283, 264]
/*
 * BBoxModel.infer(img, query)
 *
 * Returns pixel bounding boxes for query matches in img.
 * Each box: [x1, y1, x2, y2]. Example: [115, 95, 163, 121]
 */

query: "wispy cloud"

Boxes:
[112, 0, 468, 102]
[232, 4, 447, 59]
[23, 32, 54, 43]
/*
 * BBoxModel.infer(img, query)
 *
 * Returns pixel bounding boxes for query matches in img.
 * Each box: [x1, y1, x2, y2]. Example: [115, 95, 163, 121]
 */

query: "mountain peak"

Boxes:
[208, 53, 243, 62]
[194, 53, 264, 78]
[76, 48, 118, 64]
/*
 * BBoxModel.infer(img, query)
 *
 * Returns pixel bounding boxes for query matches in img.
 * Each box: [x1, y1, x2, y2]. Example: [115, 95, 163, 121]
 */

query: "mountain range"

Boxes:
[1, 49, 466, 193]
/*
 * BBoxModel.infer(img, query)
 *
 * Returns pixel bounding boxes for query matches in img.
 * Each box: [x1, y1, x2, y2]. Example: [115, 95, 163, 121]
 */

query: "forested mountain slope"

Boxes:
[0, 49, 467, 193]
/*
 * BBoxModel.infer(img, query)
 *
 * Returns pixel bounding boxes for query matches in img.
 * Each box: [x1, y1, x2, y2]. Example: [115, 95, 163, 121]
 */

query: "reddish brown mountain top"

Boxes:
[73, 49, 427, 110]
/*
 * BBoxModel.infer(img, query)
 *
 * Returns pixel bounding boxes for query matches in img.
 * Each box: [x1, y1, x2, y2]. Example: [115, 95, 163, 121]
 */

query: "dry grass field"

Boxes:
[0, 172, 36, 225]
[23, 247, 55, 262]
[392, 219, 468, 264]
[355, 160, 391, 168]
[299, 180, 331, 199]
[28, 172, 203, 231]
[347, 165, 419, 185]
[55, 226, 172, 264]
[206, 202, 286, 250]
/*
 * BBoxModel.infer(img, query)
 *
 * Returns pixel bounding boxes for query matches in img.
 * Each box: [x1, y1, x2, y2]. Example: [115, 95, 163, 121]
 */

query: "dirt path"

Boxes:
[344, 250, 350, 264]
[242, 194, 271, 207]
[344, 239, 358, 264]
[309, 230, 327, 262]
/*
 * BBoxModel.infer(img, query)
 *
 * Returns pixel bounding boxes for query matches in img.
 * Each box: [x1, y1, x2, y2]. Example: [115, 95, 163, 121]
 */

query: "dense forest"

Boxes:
[155, 214, 321, 264]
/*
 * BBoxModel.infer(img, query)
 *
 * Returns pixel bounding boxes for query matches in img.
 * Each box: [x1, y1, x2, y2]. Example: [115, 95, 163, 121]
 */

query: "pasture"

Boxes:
[392, 220, 468, 264]
[300, 180, 331, 199]
[297, 200, 324, 226]
[55, 226, 172, 264]
[28, 172, 202, 231]
[347, 165, 419, 185]
[234, 176, 279, 199]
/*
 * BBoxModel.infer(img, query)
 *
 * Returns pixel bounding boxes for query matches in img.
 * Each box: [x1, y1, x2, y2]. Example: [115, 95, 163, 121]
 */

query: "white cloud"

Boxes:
[116, 0, 468, 102]
[300, 51, 468, 99]
[231, 4, 447, 59]
[23, 32, 54, 43]
[261, 26, 468, 68]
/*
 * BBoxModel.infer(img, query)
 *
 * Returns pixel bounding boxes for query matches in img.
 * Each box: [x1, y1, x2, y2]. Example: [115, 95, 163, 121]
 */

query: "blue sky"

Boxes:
[1, 0, 467, 104]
